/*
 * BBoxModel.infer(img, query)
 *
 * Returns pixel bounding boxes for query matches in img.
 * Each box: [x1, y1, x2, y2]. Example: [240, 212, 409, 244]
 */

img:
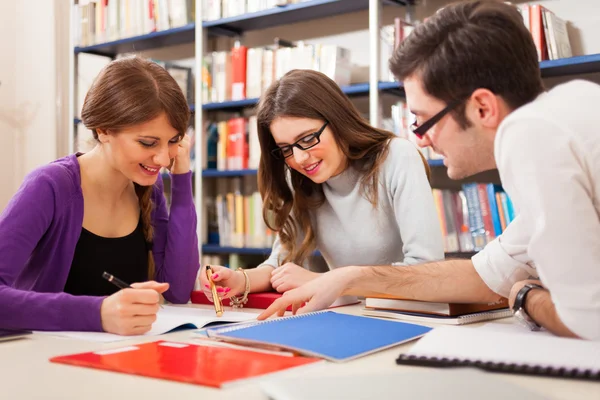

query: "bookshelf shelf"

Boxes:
[74, 23, 196, 57]
[202, 81, 405, 111]
[202, 244, 324, 257]
[202, 169, 258, 177]
[540, 53, 600, 77]
[203, 0, 413, 36]
[202, 244, 272, 255]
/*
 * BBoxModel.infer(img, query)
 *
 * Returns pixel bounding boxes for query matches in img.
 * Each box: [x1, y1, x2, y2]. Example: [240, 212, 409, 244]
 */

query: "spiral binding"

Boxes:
[207, 310, 329, 335]
[395, 354, 600, 381]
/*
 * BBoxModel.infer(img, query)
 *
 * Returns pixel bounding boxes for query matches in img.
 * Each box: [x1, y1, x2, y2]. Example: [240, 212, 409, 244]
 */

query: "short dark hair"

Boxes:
[390, 0, 544, 128]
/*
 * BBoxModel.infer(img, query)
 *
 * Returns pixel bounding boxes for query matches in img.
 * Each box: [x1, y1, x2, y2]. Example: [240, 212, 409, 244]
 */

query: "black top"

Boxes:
[64, 218, 149, 296]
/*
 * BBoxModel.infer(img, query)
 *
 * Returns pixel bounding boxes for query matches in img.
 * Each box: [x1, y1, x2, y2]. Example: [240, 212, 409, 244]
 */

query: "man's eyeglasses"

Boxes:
[271, 121, 329, 159]
[411, 99, 462, 139]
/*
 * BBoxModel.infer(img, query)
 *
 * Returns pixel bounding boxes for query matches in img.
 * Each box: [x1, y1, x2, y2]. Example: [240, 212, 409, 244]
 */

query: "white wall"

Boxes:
[0, 0, 59, 211]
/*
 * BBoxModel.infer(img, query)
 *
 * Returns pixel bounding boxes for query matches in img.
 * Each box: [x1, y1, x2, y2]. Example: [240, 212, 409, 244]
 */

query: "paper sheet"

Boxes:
[35, 305, 259, 342]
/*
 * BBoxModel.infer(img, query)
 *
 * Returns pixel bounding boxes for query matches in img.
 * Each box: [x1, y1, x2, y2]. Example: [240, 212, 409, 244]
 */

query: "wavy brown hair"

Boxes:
[80, 56, 190, 279]
[257, 69, 429, 265]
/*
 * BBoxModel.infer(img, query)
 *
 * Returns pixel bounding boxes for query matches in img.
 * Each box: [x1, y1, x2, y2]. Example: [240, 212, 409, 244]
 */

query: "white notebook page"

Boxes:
[407, 326, 600, 372]
[35, 306, 259, 342]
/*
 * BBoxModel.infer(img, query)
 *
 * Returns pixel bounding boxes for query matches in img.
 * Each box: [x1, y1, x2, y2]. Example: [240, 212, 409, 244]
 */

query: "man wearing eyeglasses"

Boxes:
[258, 1, 600, 341]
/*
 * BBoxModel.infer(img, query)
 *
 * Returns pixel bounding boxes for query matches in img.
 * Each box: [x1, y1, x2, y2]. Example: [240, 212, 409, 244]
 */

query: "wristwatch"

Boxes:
[512, 283, 544, 331]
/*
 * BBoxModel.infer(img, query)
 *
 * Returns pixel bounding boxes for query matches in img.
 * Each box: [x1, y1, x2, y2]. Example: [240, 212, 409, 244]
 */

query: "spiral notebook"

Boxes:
[396, 326, 600, 381]
[206, 310, 432, 363]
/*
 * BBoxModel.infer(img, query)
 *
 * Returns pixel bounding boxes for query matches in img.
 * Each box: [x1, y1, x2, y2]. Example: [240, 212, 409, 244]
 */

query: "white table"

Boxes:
[3, 304, 599, 400]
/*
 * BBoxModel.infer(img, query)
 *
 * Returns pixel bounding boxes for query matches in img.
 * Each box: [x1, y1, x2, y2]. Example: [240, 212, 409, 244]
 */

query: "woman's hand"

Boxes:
[198, 265, 246, 302]
[100, 281, 169, 335]
[170, 134, 192, 175]
[270, 262, 320, 293]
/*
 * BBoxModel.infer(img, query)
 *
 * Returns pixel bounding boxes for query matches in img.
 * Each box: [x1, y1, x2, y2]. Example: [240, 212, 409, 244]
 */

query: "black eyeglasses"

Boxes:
[411, 99, 462, 139]
[271, 121, 329, 159]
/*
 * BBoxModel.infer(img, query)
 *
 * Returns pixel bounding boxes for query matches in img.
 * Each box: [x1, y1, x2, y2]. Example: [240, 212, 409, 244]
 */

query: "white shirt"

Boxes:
[261, 138, 445, 270]
[472, 80, 600, 340]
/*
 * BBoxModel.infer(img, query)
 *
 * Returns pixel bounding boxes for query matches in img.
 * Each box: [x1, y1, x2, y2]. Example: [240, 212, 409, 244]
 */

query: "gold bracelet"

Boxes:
[229, 269, 250, 309]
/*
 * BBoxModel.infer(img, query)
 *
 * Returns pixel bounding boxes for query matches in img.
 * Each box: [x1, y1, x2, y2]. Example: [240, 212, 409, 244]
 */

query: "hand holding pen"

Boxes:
[99, 272, 169, 336]
[206, 266, 224, 317]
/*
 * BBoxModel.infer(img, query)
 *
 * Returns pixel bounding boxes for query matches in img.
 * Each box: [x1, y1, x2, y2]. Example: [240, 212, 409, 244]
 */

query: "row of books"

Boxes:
[201, 253, 248, 271]
[75, 0, 193, 48]
[202, 0, 310, 21]
[434, 184, 516, 254]
[202, 41, 351, 104]
[205, 176, 276, 249]
[204, 115, 261, 171]
[514, 3, 572, 61]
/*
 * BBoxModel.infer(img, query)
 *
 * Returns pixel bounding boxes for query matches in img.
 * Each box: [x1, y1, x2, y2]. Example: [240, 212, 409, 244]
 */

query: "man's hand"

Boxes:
[259, 267, 358, 319]
[270, 262, 320, 293]
[508, 279, 544, 309]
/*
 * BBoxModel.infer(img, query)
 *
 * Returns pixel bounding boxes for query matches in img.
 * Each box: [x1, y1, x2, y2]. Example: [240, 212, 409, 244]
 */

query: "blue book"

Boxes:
[206, 311, 431, 362]
[486, 184, 503, 237]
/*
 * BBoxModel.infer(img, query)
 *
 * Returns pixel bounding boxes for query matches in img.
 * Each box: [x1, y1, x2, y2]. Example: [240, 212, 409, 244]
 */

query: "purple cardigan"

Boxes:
[0, 154, 199, 332]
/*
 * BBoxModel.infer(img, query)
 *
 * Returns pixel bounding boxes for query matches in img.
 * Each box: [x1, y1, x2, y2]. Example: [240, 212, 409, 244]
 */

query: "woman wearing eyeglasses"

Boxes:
[198, 69, 443, 305]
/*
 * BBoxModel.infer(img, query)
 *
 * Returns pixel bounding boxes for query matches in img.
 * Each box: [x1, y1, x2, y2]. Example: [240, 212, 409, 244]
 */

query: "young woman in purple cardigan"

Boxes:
[0, 57, 199, 335]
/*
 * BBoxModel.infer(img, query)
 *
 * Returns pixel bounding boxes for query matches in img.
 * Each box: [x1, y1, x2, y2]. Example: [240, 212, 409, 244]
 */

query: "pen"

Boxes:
[102, 271, 164, 308]
[102, 271, 132, 289]
[206, 265, 224, 317]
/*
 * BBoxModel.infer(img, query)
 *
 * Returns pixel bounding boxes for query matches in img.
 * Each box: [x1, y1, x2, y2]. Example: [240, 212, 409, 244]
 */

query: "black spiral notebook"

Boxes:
[396, 326, 600, 381]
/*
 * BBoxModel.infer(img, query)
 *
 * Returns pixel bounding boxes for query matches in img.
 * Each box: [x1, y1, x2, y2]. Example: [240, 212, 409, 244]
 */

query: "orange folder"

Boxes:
[50, 340, 320, 388]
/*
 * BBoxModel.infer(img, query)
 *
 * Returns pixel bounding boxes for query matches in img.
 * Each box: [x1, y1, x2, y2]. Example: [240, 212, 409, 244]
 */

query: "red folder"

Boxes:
[191, 290, 293, 311]
[50, 340, 320, 388]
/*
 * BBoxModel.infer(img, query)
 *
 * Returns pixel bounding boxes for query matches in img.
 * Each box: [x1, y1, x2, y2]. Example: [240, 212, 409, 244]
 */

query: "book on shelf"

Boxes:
[202, 1, 313, 22]
[75, 0, 195, 48]
[205, 176, 274, 249]
[364, 295, 509, 317]
[513, 3, 572, 61]
[202, 39, 352, 104]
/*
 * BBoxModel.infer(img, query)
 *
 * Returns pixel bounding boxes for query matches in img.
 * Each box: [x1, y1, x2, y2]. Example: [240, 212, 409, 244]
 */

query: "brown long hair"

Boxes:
[257, 69, 426, 265]
[80, 56, 190, 279]
[389, 0, 544, 128]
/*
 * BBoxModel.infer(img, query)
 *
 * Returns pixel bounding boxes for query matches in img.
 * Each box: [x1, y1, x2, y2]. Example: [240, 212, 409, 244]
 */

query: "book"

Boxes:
[206, 310, 431, 363]
[396, 326, 600, 381]
[364, 296, 508, 317]
[260, 368, 549, 400]
[35, 305, 259, 343]
[50, 340, 321, 388]
[190, 290, 359, 311]
[362, 307, 513, 325]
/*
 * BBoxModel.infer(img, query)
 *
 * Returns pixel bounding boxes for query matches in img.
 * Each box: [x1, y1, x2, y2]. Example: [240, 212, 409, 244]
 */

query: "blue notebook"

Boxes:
[206, 311, 432, 362]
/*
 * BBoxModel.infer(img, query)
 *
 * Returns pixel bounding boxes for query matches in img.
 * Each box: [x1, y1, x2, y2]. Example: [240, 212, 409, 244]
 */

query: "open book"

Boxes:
[35, 305, 259, 342]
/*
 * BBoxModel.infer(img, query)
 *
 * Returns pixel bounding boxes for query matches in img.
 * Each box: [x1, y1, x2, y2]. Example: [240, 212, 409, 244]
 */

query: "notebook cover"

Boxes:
[191, 291, 293, 311]
[207, 311, 432, 363]
[365, 296, 508, 316]
[362, 307, 513, 325]
[191, 291, 359, 311]
[50, 340, 320, 388]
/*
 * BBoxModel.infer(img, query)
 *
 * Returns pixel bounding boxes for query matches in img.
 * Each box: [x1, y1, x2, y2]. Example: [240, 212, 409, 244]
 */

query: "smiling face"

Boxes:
[97, 112, 181, 186]
[404, 75, 499, 180]
[270, 116, 347, 184]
